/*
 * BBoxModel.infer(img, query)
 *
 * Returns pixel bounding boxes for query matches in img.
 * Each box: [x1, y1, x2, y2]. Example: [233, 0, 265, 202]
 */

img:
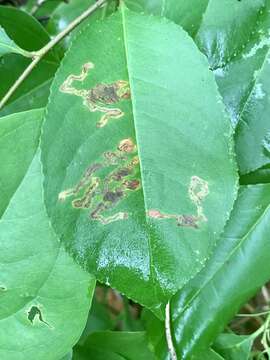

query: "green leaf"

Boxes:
[213, 333, 254, 360]
[126, 1, 270, 174]
[185, 0, 270, 174]
[170, 0, 270, 175]
[142, 309, 168, 360]
[0, 108, 42, 216]
[170, 184, 270, 358]
[0, 110, 95, 360]
[46, 0, 117, 51]
[142, 309, 226, 360]
[77, 296, 114, 344]
[60, 351, 73, 360]
[0, 25, 30, 57]
[0, 6, 60, 115]
[240, 164, 270, 185]
[41, 7, 238, 316]
[22, 0, 62, 19]
[73, 331, 155, 360]
[125, 0, 209, 37]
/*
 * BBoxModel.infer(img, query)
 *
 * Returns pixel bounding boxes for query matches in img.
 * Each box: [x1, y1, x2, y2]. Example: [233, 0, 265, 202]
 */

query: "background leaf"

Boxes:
[73, 331, 155, 360]
[0, 25, 30, 57]
[0, 6, 60, 116]
[125, 0, 270, 176]
[0, 110, 95, 360]
[46, 0, 117, 52]
[41, 7, 237, 316]
[170, 184, 270, 358]
[125, 0, 209, 37]
[0, 108, 42, 216]
[213, 333, 253, 360]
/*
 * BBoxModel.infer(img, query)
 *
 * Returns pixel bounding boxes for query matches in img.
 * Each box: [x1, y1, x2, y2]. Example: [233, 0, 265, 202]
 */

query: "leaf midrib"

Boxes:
[120, 5, 157, 302]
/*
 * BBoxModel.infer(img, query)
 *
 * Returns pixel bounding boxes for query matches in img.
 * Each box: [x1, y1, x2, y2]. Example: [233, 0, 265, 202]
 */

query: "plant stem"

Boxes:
[165, 302, 178, 360]
[0, 0, 107, 110]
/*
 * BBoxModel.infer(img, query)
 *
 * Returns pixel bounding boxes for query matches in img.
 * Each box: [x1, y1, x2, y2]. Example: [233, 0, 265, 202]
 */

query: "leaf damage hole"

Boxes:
[0, 285, 7, 292]
[148, 176, 209, 229]
[59, 138, 141, 225]
[60, 62, 131, 128]
[27, 305, 50, 327]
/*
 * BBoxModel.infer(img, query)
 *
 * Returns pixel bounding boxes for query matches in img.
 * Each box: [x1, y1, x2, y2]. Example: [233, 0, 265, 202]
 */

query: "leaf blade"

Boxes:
[0, 110, 95, 360]
[41, 8, 238, 315]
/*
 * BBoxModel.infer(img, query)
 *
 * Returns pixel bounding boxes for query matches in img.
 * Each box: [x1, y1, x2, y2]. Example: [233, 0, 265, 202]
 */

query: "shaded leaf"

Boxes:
[240, 164, 270, 185]
[78, 296, 114, 344]
[142, 309, 228, 360]
[142, 309, 169, 360]
[0, 110, 95, 360]
[0, 25, 30, 57]
[46, 0, 117, 51]
[0, 6, 59, 115]
[41, 7, 237, 316]
[73, 331, 155, 360]
[213, 333, 253, 360]
[170, 184, 270, 358]
[125, 0, 209, 37]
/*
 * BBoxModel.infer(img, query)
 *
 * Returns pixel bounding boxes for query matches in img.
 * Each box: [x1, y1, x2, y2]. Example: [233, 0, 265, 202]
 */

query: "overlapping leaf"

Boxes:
[41, 6, 237, 316]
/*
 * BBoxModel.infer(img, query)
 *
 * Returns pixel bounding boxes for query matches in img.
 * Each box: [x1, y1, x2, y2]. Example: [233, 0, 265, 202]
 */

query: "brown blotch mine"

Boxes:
[58, 139, 140, 225]
[148, 176, 209, 229]
[60, 62, 131, 128]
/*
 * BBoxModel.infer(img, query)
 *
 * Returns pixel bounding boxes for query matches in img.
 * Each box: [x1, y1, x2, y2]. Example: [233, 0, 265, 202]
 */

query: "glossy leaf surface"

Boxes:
[126, 0, 270, 174]
[142, 310, 250, 360]
[170, 184, 270, 358]
[0, 110, 95, 360]
[42, 7, 237, 316]
[188, 0, 270, 174]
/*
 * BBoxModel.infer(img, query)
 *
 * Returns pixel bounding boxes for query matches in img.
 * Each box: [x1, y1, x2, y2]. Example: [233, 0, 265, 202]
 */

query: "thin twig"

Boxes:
[262, 286, 270, 305]
[0, 0, 107, 110]
[30, 0, 46, 15]
[165, 302, 178, 360]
